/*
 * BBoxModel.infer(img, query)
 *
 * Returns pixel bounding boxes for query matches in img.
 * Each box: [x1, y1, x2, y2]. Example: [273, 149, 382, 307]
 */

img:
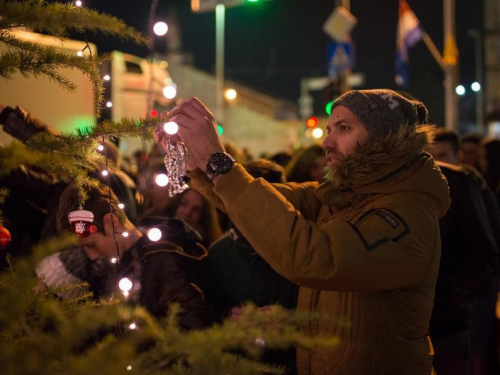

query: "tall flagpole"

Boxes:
[443, 0, 459, 131]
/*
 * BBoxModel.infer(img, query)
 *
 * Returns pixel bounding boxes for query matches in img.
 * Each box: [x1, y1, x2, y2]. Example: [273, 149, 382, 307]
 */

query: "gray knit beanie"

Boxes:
[330, 89, 428, 138]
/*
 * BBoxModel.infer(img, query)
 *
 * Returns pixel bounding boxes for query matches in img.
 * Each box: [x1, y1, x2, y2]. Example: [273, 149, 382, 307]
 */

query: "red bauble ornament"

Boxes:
[68, 207, 97, 238]
[0, 226, 11, 249]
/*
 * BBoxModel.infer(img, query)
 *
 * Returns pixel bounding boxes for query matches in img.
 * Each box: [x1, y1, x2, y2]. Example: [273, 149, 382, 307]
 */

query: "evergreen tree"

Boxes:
[0, 3, 339, 374]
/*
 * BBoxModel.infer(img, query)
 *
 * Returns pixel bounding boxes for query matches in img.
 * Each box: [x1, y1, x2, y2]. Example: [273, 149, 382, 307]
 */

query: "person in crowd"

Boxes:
[157, 89, 450, 374]
[285, 144, 327, 183]
[479, 138, 500, 203]
[137, 158, 172, 218]
[56, 184, 213, 329]
[201, 158, 299, 373]
[429, 129, 500, 375]
[460, 132, 484, 170]
[268, 151, 292, 168]
[0, 105, 136, 269]
[163, 188, 222, 248]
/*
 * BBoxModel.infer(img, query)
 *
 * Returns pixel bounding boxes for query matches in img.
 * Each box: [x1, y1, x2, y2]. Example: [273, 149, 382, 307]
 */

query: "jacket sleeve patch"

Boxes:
[349, 209, 410, 252]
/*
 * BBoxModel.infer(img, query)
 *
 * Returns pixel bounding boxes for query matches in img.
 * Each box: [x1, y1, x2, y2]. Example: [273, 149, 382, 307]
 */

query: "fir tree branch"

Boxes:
[0, 0, 149, 47]
[0, 30, 107, 114]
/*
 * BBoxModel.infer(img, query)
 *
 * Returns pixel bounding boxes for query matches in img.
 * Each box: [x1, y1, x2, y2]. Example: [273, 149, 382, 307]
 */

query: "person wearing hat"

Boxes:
[55, 184, 214, 330]
[156, 89, 450, 374]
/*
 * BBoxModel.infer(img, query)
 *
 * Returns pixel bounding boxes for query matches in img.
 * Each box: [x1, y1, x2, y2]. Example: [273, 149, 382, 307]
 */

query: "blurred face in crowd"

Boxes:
[322, 105, 370, 167]
[175, 190, 203, 227]
[79, 218, 118, 260]
[429, 141, 459, 165]
[460, 141, 480, 167]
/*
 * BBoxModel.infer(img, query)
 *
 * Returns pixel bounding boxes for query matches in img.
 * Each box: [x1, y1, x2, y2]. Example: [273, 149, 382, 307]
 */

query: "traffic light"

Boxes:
[306, 116, 319, 129]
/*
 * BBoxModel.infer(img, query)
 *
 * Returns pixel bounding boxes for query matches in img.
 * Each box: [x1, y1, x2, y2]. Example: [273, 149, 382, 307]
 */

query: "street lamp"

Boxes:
[468, 29, 484, 133]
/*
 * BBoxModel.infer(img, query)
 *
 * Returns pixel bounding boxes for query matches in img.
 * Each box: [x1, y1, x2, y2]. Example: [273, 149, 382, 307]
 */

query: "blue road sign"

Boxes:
[327, 42, 353, 77]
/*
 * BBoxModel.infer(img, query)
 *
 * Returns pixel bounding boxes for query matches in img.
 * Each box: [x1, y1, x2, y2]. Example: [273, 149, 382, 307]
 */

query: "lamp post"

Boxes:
[215, 4, 225, 122]
[468, 29, 484, 134]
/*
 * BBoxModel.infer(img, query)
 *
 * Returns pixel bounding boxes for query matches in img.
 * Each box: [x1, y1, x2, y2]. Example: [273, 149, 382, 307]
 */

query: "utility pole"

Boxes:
[335, 0, 351, 93]
[215, 4, 225, 122]
[443, 0, 458, 131]
[469, 29, 484, 133]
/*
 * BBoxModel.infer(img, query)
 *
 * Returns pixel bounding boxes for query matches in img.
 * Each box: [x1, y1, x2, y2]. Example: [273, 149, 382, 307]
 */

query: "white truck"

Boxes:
[0, 30, 175, 156]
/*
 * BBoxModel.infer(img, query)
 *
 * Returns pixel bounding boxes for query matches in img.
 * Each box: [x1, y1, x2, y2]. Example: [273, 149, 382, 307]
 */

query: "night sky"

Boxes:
[69, 0, 482, 127]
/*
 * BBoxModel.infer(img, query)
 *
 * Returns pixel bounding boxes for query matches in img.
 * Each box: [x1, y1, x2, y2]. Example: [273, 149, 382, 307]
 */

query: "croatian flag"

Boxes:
[395, 0, 423, 87]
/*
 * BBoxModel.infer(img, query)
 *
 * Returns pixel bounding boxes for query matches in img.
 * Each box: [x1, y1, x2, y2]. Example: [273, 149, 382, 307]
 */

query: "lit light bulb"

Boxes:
[106, 101, 113, 108]
[127, 366, 132, 371]
[129, 323, 137, 330]
[77, 51, 83, 57]
[224, 88, 237, 100]
[103, 75, 110, 81]
[312, 128, 324, 139]
[471, 82, 481, 92]
[163, 84, 177, 99]
[147, 228, 162, 242]
[101, 170, 109, 177]
[97, 144, 104, 151]
[118, 203, 125, 209]
[75, 0, 82, 6]
[163, 121, 178, 135]
[455, 85, 466, 96]
[111, 257, 118, 264]
[122, 231, 129, 238]
[155, 173, 169, 187]
[153, 22, 168, 36]
[119, 277, 133, 292]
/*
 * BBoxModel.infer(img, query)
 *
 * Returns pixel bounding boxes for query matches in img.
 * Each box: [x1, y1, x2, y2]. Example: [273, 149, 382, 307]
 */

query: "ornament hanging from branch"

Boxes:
[0, 227, 11, 249]
[68, 206, 97, 238]
[162, 120, 188, 197]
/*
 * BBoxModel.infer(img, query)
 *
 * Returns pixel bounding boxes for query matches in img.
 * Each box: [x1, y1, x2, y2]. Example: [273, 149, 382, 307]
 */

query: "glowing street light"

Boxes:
[471, 82, 481, 92]
[455, 85, 466, 96]
[153, 22, 168, 36]
[224, 88, 237, 100]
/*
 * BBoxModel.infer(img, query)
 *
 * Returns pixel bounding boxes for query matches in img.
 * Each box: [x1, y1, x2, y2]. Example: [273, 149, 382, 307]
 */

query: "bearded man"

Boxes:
[157, 89, 450, 375]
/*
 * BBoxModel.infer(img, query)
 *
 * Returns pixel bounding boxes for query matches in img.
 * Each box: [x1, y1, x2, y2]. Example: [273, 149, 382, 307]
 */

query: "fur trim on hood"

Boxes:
[324, 124, 436, 190]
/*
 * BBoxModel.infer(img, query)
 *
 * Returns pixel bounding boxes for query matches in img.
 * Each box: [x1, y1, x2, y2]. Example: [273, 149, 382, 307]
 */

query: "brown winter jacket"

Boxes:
[189, 125, 450, 375]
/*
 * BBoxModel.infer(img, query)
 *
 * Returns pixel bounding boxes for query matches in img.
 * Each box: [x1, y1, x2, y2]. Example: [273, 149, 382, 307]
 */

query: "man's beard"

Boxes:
[323, 150, 345, 185]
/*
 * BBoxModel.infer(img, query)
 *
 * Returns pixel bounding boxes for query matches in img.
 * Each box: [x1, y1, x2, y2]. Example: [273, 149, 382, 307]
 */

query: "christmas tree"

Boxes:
[0, 2, 339, 373]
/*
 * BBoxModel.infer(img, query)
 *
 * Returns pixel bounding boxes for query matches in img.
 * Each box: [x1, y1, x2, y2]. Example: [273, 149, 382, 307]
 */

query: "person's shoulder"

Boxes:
[435, 160, 464, 175]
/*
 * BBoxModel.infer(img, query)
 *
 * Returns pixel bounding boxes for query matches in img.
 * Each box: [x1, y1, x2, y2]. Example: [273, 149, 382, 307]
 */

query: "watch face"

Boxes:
[207, 153, 235, 177]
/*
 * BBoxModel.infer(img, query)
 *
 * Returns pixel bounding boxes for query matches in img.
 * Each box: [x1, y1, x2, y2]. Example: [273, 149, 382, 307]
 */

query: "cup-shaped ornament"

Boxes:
[68, 207, 97, 238]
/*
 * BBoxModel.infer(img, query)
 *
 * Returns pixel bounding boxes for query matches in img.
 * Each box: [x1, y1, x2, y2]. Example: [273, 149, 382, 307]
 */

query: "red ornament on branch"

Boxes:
[0, 226, 11, 249]
[68, 206, 97, 238]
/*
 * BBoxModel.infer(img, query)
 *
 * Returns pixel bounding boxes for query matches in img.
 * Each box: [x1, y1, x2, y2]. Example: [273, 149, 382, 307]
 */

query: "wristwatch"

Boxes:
[206, 152, 236, 180]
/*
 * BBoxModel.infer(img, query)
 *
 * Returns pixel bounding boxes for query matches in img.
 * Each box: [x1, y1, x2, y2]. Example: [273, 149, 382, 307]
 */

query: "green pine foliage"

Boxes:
[0, 4, 341, 372]
[0, 237, 339, 375]
[0, 0, 149, 116]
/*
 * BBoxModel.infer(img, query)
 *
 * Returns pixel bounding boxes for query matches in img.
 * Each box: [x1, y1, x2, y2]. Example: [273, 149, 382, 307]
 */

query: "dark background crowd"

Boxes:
[1, 104, 500, 375]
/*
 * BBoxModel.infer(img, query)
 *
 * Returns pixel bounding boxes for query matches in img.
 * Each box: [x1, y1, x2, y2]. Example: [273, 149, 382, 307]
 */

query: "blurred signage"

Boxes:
[323, 6, 357, 42]
[327, 42, 353, 76]
[191, 0, 245, 12]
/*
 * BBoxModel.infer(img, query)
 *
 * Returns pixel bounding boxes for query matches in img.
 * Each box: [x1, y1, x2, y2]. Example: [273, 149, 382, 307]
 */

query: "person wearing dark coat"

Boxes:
[56, 184, 213, 330]
[201, 159, 298, 373]
[430, 129, 500, 375]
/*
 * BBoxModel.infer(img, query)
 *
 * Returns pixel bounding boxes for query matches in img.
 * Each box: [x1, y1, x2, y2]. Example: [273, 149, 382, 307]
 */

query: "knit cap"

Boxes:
[330, 89, 428, 138]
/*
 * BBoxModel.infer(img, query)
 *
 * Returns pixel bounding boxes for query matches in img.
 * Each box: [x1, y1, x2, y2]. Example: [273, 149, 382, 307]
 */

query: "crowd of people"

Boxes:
[2, 88, 500, 374]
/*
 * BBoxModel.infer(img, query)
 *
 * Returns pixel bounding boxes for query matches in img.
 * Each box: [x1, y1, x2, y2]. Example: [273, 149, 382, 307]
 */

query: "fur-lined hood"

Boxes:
[316, 124, 450, 217]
